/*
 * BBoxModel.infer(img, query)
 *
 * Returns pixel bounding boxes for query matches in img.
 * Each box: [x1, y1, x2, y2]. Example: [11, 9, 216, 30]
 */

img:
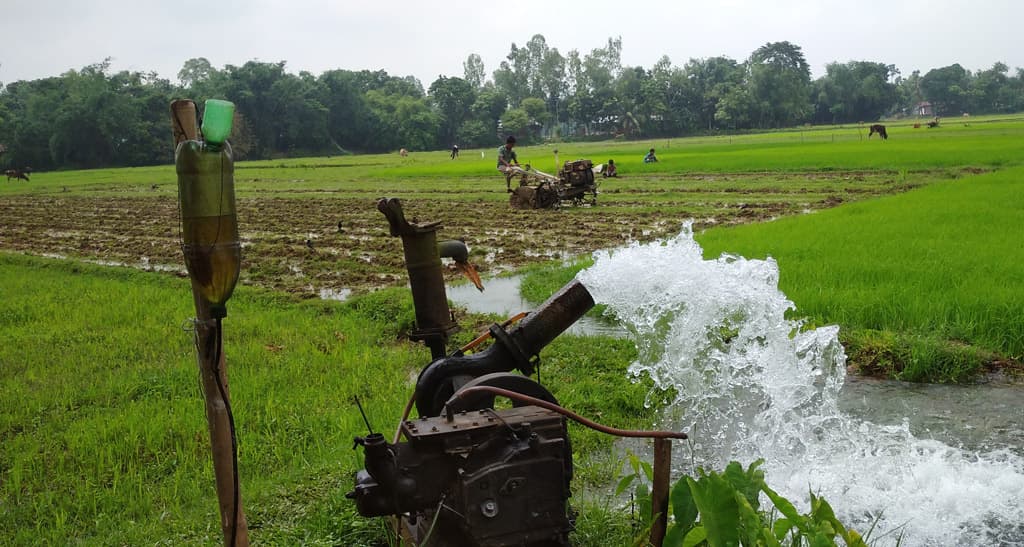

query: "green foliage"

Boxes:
[748, 41, 813, 128]
[428, 76, 476, 146]
[4, 38, 1024, 170]
[812, 61, 899, 123]
[698, 166, 1024, 378]
[0, 254, 425, 544]
[621, 459, 867, 547]
[501, 108, 531, 137]
[920, 64, 972, 115]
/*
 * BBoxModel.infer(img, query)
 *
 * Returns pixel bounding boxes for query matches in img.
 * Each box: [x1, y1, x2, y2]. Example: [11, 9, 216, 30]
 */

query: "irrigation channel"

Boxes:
[448, 227, 1024, 546]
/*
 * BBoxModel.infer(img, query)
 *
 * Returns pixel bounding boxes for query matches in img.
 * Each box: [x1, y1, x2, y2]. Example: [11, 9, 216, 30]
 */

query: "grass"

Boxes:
[514, 165, 1024, 383]
[695, 166, 1024, 382]
[0, 253, 651, 545]
[3, 115, 1024, 544]
[0, 254, 421, 544]
[6, 113, 1024, 201]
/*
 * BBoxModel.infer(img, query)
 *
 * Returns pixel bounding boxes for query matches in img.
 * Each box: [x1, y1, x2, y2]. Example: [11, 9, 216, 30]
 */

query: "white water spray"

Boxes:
[577, 223, 1024, 546]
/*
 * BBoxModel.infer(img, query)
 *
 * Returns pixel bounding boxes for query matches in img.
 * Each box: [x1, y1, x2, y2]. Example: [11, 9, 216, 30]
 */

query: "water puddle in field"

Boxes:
[318, 287, 352, 301]
[574, 222, 1024, 547]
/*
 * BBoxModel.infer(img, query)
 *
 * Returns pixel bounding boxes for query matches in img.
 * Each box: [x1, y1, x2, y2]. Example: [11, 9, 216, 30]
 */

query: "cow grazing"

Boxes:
[868, 124, 888, 140]
[5, 169, 29, 182]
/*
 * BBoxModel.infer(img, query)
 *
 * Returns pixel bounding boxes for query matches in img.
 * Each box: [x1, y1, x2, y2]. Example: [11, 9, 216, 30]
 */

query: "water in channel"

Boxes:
[449, 225, 1024, 546]
[575, 223, 1024, 547]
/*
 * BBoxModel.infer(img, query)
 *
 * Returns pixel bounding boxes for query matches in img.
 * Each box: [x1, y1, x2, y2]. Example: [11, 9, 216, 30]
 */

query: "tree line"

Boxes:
[2, 35, 1023, 170]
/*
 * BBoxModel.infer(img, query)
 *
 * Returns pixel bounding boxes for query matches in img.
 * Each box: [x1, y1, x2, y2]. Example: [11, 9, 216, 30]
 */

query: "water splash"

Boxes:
[577, 223, 1024, 546]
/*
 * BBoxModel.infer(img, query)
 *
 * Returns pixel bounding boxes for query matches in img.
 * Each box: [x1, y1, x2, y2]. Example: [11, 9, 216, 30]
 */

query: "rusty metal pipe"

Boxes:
[414, 280, 595, 416]
[444, 385, 688, 440]
[650, 438, 672, 547]
[378, 198, 458, 359]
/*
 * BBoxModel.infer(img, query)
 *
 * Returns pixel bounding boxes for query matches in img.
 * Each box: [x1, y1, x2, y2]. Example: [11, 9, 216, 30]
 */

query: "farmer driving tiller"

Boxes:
[498, 135, 600, 210]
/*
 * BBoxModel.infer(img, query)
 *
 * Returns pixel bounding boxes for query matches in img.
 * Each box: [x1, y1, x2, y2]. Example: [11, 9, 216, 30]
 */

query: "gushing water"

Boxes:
[577, 223, 1024, 546]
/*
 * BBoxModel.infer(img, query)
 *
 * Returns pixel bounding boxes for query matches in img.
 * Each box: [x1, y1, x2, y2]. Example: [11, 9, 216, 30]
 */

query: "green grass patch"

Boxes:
[0, 253, 425, 545]
[0, 253, 655, 545]
[696, 166, 1024, 380]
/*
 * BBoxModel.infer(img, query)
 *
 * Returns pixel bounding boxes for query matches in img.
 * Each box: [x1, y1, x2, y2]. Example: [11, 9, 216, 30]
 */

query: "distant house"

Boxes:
[915, 102, 934, 116]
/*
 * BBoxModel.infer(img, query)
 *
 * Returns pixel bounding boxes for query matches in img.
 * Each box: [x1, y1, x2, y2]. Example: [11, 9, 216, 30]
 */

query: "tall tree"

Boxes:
[812, 61, 899, 123]
[920, 64, 972, 115]
[539, 47, 566, 126]
[748, 41, 812, 127]
[221, 61, 290, 159]
[681, 56, 743, 131]
[463, 54, 486, 89]
[269, 71, 330, 155]
[428, 76, 476, 146]
[469, 87, 508, 140]
[970, 62, 1010, 113]
[319, 69, 372, 152]
[493, 42, 530, 108]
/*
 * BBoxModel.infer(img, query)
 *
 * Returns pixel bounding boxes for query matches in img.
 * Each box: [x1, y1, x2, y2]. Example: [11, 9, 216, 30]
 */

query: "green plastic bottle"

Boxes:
[201, 99, 235, 148]
[176, 138, 240, 318]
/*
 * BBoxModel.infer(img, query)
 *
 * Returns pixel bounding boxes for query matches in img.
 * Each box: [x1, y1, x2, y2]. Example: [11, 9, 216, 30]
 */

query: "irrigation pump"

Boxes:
[347, 198, 686, 546]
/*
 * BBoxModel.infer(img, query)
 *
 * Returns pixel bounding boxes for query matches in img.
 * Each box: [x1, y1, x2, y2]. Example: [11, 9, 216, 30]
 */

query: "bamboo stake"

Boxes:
[171, 99, 199, 145]
[171, 100, 250, 546]
[191, 293, 249, 547]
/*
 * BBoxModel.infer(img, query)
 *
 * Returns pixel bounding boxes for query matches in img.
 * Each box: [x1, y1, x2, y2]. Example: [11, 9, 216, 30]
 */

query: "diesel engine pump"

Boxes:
[347, 198, 686, 546]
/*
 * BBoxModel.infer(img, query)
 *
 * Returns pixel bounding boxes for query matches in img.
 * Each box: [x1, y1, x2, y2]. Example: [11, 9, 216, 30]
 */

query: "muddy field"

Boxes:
[0, 169, 942, 297]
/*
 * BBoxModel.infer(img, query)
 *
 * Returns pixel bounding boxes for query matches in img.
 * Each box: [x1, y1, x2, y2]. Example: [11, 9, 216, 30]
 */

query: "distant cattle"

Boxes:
[399, 148, 408, 157]
[5, 169, 29, 181]
[927, 117, 941, 128]
[868, 124, 888, 140]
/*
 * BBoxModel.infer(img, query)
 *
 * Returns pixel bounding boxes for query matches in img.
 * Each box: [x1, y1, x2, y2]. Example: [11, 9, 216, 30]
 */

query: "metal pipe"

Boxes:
[414, 280, 595, 416]
[445, 386, 688, 440]
[377, 198, 458, 359]
[650, 438, 672, 547]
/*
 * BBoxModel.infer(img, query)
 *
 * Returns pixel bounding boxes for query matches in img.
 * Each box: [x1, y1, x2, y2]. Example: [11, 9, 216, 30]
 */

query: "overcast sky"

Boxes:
[2, 0, 1021, 89]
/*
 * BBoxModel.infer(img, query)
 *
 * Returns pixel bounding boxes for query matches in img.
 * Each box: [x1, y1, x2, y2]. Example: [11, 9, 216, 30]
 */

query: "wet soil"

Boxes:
[0, 170, 949, 298]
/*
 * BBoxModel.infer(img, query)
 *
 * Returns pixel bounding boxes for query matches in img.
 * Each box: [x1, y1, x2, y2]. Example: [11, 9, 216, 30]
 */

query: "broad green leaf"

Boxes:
[762, 484, 808, 534]
[758, 522, 784, 547]
[734, 490, 764, 545]
[723, 460, 763, 511]
[809, 532, 837, 547]
[664, 523, 687, 547]
[844, 529, 868, 547]
[773, 517, 795, 541]
[682, 525, 708, 547]
[687, 475, 740, 547]
[670, 475, 699, 533]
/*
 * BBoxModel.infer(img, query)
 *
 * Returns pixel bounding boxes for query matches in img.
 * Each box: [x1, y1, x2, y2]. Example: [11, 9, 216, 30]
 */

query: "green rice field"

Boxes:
[2, 114, 1023, 544]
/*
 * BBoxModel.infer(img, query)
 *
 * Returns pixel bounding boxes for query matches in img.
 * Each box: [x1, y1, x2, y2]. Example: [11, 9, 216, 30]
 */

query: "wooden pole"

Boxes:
[172, 100, 250, 546]
[191, 294, 250, 547]
[649, 438, 672, 547]
[171, 99, 199, 145]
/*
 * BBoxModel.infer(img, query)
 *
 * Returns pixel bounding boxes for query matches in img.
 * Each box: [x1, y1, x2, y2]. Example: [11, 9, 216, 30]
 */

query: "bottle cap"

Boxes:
[201, 99, 235, 145]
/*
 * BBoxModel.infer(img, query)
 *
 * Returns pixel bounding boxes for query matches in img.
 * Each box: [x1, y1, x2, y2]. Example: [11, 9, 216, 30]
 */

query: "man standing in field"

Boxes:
[497, 135, 520, 191]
